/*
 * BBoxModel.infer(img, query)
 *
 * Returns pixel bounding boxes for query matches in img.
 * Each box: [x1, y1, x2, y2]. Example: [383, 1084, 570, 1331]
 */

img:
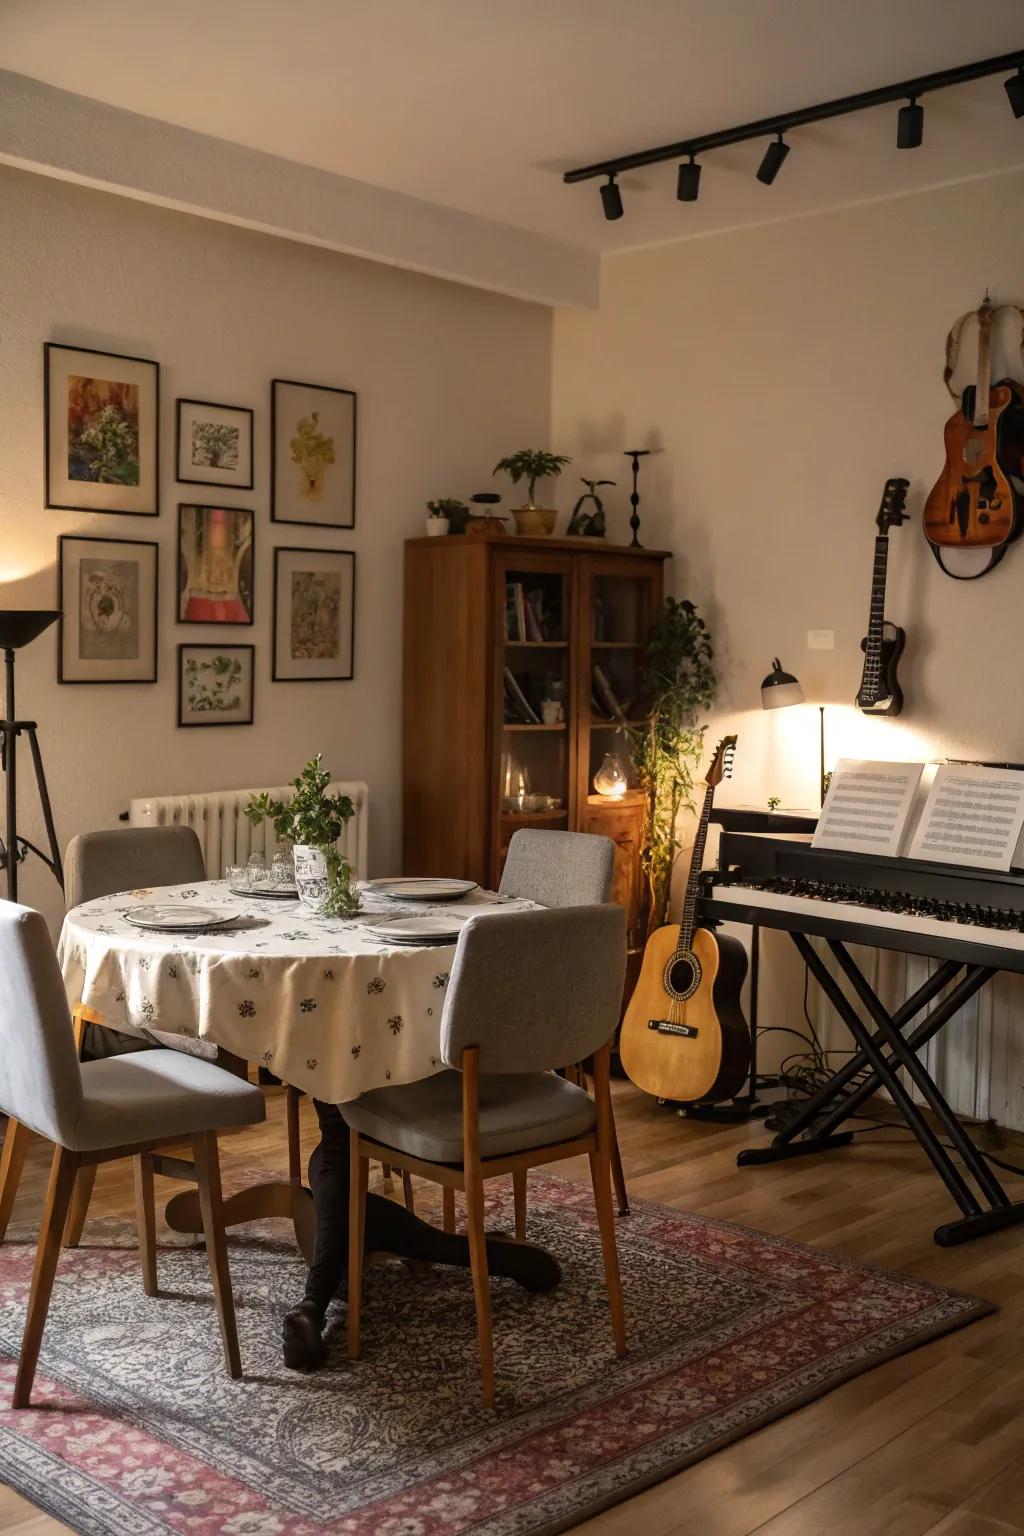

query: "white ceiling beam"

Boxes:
[0, 70, 598, 310]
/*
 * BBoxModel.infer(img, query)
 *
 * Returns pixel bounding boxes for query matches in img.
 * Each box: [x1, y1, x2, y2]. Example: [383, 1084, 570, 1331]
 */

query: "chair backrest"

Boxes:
[65, 826, 206, 909]
[0, 904, 83, 1144]
[499, 829, 615, 908]
[440, 904, 626, 1074]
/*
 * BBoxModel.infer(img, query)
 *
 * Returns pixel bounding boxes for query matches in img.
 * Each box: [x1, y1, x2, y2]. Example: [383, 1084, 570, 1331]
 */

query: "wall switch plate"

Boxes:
[807, 629, 834, 650]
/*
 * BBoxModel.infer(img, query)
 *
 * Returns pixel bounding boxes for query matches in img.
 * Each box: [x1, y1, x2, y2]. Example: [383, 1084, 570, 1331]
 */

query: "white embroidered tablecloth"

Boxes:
[58, 880, 535, 1105]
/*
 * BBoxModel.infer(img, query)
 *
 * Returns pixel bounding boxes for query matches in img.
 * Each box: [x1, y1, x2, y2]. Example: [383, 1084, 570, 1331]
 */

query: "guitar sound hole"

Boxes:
[667, 956, 700, 998]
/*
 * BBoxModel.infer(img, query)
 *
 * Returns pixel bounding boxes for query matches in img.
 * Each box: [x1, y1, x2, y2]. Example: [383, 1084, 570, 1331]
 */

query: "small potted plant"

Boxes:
[425, 498, 469, 536]
[245, 755, 359, 916]
[493, 450, 571, 536]
[567, 477, 615, 537]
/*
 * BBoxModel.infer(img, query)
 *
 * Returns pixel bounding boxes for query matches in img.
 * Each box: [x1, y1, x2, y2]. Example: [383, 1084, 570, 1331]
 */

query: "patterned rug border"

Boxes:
[0, 1171, 996, 1536]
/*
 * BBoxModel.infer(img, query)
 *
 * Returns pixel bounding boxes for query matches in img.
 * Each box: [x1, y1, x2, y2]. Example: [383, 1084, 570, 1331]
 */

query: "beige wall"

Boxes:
[0, 166, 552, 926]
[553, 168, 1024, 813]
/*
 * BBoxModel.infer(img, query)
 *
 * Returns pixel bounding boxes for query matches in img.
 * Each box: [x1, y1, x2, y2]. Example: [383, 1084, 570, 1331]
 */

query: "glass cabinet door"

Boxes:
[579, 560, 662, 804]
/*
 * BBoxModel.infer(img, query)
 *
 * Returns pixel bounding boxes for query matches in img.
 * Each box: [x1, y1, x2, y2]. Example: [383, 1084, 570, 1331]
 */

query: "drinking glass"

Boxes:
[246, 851, 267, 886]
[271, 849, 295, 888]
[227, 864, 248, 891]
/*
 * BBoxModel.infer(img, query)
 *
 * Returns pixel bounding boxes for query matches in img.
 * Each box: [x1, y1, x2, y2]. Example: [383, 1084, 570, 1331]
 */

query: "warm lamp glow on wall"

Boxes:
[594, 750, 629, 798]
[760, 657, 828, 807]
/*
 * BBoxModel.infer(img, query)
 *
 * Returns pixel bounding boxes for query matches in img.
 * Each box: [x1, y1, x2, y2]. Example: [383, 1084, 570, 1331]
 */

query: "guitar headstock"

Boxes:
[706, 735, 737, 788]
[876, 477, 910, 532]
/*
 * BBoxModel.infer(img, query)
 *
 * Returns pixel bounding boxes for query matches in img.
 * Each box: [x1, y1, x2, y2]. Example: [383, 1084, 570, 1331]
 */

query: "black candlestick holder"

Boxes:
[623, 449, 650, 548]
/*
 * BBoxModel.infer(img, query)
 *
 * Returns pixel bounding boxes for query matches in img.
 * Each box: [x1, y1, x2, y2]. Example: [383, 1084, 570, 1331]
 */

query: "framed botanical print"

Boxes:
[272, 547, 355, 682]
[176, 398, 254, 489]
[178, 644, 255, 727]
[271, 378, 356, 529]
[177, 504, 254, 625]
[45, 343, 159, 515]
[58, 535, 158, 684]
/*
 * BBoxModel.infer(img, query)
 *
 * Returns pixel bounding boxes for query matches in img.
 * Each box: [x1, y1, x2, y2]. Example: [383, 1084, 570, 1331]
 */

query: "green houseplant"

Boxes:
[629, 599, 716, 936]
[567, 477, 615, 537]
[245, 755, 359, 916]
[425, 497, 469, 536]
[493, 450, 571, 537]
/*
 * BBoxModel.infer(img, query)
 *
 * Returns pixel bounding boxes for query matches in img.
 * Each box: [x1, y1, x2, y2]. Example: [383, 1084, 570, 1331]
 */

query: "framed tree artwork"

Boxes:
[178, 643, 255, 727]
[271, 378, 356, 529]
[57, 534, 159, 684]
[45, 344, 159, 515]
[176, 398, 254, 489]
[177, 504, 254, 624]
[272, 547, 355, 681]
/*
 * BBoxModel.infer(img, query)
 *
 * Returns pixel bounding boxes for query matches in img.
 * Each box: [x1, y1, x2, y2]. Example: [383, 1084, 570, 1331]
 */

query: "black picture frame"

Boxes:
[177, 643, 255, 727]
[271, 378, 357, 529]
[175, 397, 255, 490]
[57, 533, 159, 684]
[177, 503, 255, 626]
[272, 546, 356, 682]
[44, 342, 160, 516]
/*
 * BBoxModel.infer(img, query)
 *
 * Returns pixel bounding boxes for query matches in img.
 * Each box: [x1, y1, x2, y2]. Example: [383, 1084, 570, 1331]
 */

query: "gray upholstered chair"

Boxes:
[342, 903, 628, 1408]
[497, 828, 628, 1234]
[0, 902, 266, 1407]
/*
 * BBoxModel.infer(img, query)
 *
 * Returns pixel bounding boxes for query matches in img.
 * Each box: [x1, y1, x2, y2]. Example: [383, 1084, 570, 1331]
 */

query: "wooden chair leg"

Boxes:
[62, 1164, 97, 1248]
[134, 1153, 158, 1296]
[347, 1127, 368, 1360]
[0, 1118, 31, 1244]
[442, 1186, 456, 1234]
[512, 1168, 528, 1241]
[401, 1171, 415, 1213]
[590, 1046, 626, 1356]
[192, 1131, 242, 1378]
[462, 1047, 495, 1408]
[13, 1145, 79, 1408]
[379, 1162, 394, 1190]
[285, 1085, 303, 1184]
[609, 1111, 630, 1217]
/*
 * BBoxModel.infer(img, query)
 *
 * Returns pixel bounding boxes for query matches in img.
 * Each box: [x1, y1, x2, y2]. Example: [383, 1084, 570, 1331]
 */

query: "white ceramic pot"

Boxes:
[293, 844, 331, 911]
[425, 516, 449, 537]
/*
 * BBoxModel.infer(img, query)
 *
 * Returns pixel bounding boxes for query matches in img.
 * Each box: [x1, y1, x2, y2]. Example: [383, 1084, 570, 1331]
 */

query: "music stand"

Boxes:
[0, 610, 64, 902]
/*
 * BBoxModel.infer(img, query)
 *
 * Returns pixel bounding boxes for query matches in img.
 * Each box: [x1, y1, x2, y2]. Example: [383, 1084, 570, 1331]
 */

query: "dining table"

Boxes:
[58, 877, 537, 1258]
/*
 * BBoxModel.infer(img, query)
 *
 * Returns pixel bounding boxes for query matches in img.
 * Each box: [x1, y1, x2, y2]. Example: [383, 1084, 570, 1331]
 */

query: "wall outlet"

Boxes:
[807, 629, 834, 651]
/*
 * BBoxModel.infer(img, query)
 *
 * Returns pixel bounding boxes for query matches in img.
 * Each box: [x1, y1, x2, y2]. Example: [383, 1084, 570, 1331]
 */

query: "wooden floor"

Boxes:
[3, 1081, 1024, 1536]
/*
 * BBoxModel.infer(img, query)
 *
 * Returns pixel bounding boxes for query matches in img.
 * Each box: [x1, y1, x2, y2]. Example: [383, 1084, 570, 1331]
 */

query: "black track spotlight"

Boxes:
[1006, 66, 1024, 119]
[676, 155, 701, 202]
[897, 97, 924, 149]
[756, 133, 790, 185]
[600, 174, 623, 221]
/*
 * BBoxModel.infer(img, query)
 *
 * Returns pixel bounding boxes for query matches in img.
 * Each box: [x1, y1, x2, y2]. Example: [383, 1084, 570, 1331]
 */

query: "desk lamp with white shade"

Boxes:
[760, 658, 828, 807]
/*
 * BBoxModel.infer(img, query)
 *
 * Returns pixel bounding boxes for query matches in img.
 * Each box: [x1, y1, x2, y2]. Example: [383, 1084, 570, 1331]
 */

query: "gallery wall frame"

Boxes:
[177, 642, 255, 727]
[57, 534, 159, 684]
[272, 546, 355, 682]
[177, 503, 255, 626]
[44, 343, 160, 515]
[270, 378, 356, 530]
[175, 397, 254, 490]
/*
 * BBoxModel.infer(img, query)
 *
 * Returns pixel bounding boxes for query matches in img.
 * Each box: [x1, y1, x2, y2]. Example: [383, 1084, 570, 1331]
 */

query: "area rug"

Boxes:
[0, 1173, 992, 1536]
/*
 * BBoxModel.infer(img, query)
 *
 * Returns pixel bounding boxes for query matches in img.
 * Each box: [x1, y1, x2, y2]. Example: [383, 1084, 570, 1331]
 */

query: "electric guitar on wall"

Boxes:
[855, 476, 909, 718]
[619, 736, 751, 1105]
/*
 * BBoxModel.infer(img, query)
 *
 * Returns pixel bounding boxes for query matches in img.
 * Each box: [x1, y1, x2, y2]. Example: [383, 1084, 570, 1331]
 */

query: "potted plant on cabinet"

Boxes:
[425, 498, 469, 535]
[245, 755, 359, 916]
[567, 477, 615, 537]
[493, 449, 572, 536]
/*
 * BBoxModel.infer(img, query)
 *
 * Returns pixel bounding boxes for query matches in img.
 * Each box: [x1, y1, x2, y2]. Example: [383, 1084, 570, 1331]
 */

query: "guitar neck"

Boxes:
[860, 534, 890, 692]
[677, 781, 715, 952]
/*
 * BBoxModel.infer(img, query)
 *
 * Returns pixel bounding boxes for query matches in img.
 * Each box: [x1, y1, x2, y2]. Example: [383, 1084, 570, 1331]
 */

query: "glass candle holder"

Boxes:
[594, 751, 629, 798]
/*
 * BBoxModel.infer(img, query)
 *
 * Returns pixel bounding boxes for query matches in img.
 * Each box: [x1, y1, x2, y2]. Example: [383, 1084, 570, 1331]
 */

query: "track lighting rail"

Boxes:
[563, 48, 1024, 185]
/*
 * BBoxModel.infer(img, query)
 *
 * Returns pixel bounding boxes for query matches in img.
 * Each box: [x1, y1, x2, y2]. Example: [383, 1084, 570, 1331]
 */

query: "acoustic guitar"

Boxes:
[619, 736, 750, 1104]
[855, 477, 908, 718]
[924, 296, 1021, 550]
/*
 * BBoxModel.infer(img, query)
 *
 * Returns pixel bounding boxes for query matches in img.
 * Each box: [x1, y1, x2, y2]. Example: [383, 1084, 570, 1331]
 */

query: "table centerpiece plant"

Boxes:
[244, 755, 359, 916]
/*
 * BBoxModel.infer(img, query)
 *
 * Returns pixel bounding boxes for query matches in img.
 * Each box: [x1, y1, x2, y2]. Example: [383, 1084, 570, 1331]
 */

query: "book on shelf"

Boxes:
[504, 581, 558, 642]
[592, 664, 628, 724]
[503, 667, 541, 724]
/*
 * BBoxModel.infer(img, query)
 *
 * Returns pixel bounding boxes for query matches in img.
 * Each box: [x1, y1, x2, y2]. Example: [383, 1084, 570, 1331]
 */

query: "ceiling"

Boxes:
[3, 0, 1023, 255]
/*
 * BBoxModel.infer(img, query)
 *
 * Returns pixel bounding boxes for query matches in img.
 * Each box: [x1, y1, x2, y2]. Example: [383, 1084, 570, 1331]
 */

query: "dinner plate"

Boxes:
[368, 877, 478, 902]
[368, 915, 464, 945]
[228, 882, 299, 899]
[123, 905, 239, 933]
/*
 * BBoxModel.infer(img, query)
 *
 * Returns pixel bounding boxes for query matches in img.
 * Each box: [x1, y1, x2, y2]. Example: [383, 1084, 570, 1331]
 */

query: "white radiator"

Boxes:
[128, 781, 369, 881]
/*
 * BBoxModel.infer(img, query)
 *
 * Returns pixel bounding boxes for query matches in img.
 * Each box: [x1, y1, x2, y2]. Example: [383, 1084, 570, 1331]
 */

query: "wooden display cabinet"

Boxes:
[402, 534, 669, 944]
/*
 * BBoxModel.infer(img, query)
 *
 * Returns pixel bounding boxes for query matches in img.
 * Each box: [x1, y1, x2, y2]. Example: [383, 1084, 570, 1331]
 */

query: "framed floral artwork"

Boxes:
[45, 343, 159, 515]
[177, 504, 254, 625]
[271, 378, 356, 529]
[57, 534, 159, 684]
[175, 398, 254, 489]
[272, 547, 355, 682]
[178, 644, 254, 727]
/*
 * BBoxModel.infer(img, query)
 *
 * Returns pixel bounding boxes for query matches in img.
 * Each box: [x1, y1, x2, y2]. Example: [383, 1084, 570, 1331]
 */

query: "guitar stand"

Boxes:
[737, 933, 1024, 1246]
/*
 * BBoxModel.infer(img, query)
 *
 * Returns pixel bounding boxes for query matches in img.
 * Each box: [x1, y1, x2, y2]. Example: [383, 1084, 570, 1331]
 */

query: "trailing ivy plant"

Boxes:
[245, 756, 358, 916]
[629, 599, 716, 936]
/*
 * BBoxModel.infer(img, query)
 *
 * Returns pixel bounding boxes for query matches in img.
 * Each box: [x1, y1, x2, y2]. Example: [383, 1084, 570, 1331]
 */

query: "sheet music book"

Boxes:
[908, 763, 1024, 871]
[812, 759, 928, 858]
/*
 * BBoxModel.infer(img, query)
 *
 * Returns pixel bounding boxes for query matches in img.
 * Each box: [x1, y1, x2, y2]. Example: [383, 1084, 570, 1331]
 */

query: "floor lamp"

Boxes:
[760, 658, 828, 806]
[0, 609, 64, 902]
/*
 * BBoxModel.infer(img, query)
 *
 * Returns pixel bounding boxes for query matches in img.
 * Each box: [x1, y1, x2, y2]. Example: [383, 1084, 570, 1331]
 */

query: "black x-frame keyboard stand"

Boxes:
[731, 931, 1024, 1246]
